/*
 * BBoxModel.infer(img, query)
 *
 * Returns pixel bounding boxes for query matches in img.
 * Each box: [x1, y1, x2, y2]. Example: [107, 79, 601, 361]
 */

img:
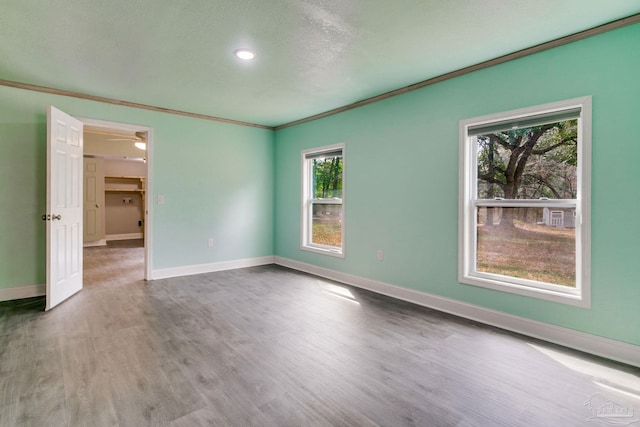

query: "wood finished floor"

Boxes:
[1, 241, 638, 426]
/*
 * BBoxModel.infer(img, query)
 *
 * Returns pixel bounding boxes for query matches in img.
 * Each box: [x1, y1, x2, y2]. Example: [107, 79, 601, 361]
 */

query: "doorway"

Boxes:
[79, 117, 153, 281]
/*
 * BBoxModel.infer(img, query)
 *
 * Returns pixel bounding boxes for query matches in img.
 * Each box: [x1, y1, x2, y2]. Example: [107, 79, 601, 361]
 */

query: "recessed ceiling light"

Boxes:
[234, 49, 256, 60]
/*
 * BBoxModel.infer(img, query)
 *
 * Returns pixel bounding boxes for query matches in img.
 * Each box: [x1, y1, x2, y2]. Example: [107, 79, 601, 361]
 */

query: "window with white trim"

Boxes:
[459, 97, 591, 306]
[301, 144, 345, 257]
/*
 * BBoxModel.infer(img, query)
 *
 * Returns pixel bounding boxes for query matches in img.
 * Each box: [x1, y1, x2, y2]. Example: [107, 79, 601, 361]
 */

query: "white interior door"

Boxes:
[45, 106, 84, 310]
[83, 157, 105, 245]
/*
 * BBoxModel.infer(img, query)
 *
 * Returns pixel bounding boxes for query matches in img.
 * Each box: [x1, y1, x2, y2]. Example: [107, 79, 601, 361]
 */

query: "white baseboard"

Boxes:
[0, 284, 46, 302]
[106, 233, 143, 241]
[84, 239, 107, 247]
[152, 256, 275, 280]
[274, 256, 640, 368]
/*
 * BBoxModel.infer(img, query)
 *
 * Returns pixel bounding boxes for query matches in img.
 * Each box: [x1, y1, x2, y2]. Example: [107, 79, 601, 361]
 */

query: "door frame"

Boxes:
[78, 116, 153, 281]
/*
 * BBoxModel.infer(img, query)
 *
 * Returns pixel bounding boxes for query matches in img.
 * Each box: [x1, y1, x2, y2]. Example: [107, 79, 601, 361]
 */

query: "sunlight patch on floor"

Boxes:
[320, 282, 360, 305]
[529, 343, 640, 400]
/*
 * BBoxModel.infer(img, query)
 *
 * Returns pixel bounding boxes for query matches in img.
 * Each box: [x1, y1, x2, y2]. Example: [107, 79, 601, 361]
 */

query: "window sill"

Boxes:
[459, 273, 589, 308]
[301, 245, 345, 259]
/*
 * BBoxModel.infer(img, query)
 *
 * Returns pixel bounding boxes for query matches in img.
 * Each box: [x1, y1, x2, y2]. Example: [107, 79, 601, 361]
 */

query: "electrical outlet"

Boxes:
[208, 238, 214, 247]
[157, 195, 165, 205]
[376, 250, 383, 261]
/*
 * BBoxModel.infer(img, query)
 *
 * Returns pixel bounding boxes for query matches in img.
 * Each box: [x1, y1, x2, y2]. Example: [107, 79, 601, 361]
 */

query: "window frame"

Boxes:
[301, 143, 345, 258]
[458, 97, 591, 307]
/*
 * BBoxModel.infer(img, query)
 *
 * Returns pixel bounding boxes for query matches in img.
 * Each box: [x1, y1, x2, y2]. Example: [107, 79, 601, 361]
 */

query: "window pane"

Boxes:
[476, 207, 575, 287]
[311, 203, 342, 248]
[312, 156, 343, 199]
[476, 119, 577, 200]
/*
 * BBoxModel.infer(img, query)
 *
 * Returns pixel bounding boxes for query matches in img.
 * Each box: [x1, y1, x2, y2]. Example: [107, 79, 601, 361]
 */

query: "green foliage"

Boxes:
[313, 156, 343, 199]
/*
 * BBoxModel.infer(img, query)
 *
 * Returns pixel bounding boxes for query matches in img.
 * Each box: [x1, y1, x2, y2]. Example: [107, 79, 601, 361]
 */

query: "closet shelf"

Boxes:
[104, 176, 146, 193]
[105, 188, 145, 193]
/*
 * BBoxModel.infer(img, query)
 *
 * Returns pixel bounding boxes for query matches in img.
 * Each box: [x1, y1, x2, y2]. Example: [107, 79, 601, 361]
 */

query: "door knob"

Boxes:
[52, 214, 61, 221]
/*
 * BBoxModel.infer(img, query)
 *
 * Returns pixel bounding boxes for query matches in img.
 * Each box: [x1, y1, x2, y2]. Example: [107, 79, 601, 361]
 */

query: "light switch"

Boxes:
[157, 195, 165, 205]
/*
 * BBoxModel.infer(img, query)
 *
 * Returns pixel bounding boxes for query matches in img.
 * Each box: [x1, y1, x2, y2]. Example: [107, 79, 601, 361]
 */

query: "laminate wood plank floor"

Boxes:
[1, 240, 638, 426]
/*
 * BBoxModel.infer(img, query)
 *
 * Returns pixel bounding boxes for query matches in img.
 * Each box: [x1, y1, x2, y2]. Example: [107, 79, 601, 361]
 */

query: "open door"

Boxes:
[44, 106, 84, 310]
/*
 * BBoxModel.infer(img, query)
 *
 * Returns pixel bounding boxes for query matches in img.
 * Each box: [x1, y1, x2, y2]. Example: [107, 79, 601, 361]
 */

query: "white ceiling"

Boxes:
[1, 1, 638, 127]
[84, 126, 146, 159]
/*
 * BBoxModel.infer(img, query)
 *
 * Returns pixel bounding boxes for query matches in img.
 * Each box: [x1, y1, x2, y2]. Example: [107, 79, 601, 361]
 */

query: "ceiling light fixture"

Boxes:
[234, 49, 256, 60]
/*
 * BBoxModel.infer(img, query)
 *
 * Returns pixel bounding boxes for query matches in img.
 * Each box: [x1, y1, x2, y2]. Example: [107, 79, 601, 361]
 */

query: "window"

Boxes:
[459, 97, 591, 306]
[301, 144, 345, 257]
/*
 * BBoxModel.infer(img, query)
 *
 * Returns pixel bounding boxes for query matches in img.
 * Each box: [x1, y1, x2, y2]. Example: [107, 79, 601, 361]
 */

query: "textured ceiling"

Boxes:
[1, 1, 638, 127]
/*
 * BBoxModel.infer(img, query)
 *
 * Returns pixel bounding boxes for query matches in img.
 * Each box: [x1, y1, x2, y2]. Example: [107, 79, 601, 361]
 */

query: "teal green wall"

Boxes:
[274, 23, 640, 345]
[0, 86, 274, 288]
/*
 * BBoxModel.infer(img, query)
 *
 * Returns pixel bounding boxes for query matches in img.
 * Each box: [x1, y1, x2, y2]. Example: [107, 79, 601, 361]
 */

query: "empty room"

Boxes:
[1, 1, 639, 426]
